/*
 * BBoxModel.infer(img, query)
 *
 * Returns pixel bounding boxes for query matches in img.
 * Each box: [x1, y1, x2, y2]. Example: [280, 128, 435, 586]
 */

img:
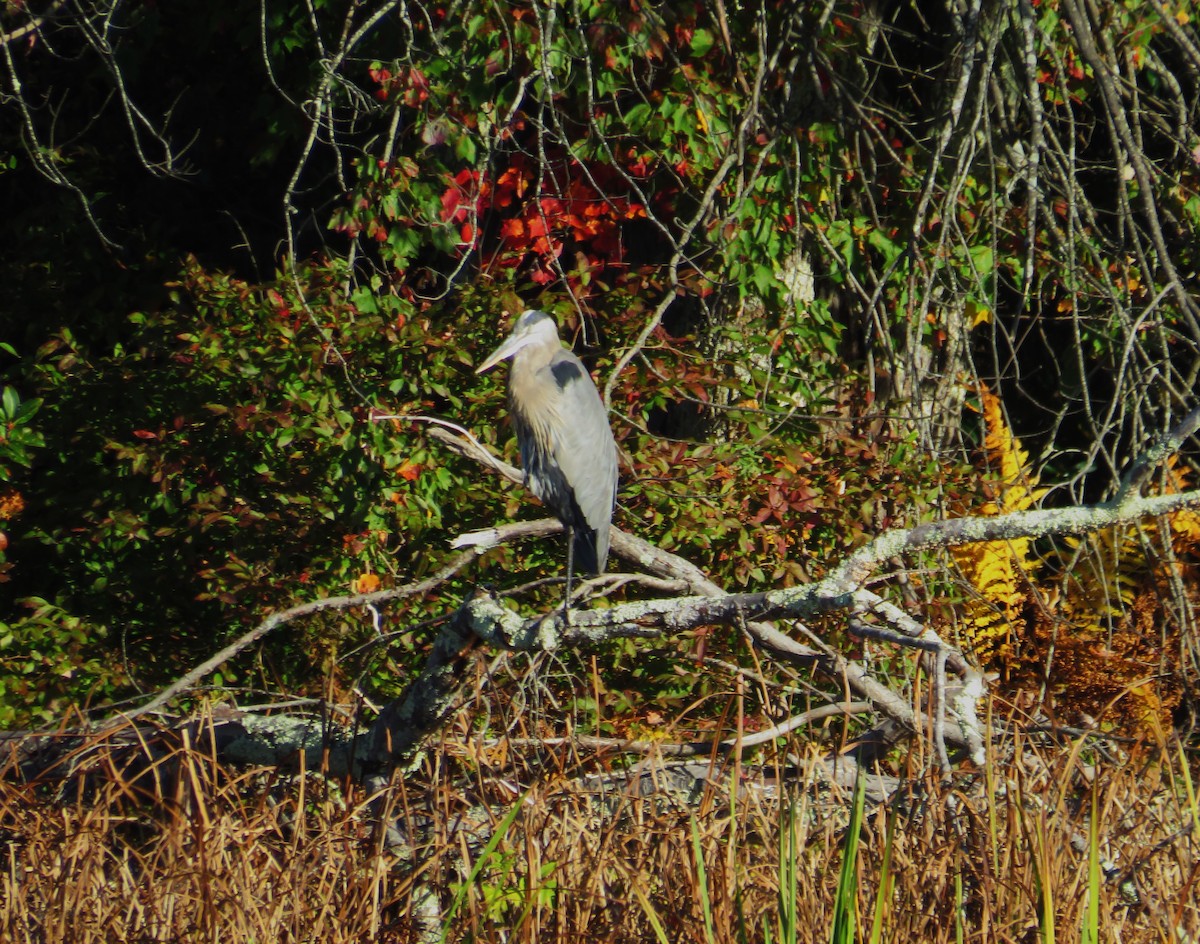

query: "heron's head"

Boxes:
[475, 310, 560, 374]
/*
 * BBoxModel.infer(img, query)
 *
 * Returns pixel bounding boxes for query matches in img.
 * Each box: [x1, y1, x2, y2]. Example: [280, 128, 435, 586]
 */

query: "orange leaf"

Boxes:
[397, 459, 421, 481]
[353, 572, 381, 594]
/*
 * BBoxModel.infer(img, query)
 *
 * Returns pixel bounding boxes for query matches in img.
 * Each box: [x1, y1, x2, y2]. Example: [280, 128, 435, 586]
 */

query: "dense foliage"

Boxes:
[1, 0, 1198, 735]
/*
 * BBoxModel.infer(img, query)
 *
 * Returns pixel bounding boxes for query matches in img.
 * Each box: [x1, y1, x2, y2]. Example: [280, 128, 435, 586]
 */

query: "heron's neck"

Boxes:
[514, 341, 557, 373]
[508, 343, 561, 418]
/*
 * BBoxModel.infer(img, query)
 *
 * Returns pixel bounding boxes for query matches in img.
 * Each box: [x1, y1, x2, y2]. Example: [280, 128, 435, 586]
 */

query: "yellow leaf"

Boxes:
[967, 302, 992, 327]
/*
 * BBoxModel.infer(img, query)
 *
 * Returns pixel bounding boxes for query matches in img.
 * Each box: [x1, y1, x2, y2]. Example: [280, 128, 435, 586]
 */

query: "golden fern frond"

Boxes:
[1055, 528, 1140, 632]
[1161, 456, 1200, 550]
[979, 387, 1042, 514]
[953, 387, 1043, 665]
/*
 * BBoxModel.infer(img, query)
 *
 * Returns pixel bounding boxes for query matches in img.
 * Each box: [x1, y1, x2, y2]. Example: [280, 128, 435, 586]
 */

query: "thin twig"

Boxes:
[115, 549, 483, 725]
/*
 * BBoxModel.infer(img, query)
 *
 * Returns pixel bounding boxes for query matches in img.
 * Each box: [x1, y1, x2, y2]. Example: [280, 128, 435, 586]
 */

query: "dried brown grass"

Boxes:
[1, 713, 1198, 943]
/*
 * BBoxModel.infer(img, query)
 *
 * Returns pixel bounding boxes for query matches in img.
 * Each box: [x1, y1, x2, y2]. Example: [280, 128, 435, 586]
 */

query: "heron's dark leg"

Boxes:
[563, 526, 574, 625]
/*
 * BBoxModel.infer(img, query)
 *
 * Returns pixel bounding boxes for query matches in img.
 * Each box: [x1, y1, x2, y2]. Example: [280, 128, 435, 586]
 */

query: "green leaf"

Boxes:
[351, 287, 381, 314]
[14, 398, 42, 425]
[623, 102, 653, 130]
[690, 29, 715, 57]
[455, 134, 477, 163]
[968, 243, 994, 276]
[866, 226, 902, 265]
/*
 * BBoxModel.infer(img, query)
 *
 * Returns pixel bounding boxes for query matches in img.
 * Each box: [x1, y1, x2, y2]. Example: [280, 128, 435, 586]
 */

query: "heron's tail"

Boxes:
[571, 525, 605, 577]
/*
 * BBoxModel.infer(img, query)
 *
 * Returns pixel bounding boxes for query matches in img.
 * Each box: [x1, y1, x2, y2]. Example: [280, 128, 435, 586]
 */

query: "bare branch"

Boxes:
[115, 549, 484, 726]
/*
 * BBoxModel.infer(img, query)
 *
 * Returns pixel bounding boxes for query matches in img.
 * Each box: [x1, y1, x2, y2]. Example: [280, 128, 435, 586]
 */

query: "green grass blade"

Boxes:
[867, 802, 897, 944]
[631, 881, 673, 944]
[955, 871, 964, 944]
[831, 768, 866, 944]
[1178, 739, 1200, 840]
[1081, 785, 1100, 944]
[440, 789, 528, 942]
[778, 799, 798, 944]
[691, 815, 717, 944]
[1034, 818, 1055, 944]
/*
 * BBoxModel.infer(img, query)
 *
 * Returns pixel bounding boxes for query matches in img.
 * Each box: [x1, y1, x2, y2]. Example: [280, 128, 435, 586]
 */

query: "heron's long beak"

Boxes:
[475, 333, 525, 374]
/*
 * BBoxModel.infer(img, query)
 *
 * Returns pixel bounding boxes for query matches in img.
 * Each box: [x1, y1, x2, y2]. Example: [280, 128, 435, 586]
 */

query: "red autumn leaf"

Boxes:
[440, 188, 464, 222]
[396, 460, 421, 481]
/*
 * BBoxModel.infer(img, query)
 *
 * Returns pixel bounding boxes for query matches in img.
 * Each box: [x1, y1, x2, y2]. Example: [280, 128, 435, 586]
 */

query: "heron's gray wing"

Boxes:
[542, 351, 618, 567]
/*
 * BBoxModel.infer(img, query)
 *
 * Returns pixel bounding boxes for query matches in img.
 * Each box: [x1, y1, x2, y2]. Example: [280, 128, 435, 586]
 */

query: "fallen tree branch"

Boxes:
[367, 401, 1200, 774]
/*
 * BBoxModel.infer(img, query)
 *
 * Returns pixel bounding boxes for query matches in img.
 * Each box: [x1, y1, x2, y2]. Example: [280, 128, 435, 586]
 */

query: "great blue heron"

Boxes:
[476, 310, 618, 613]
